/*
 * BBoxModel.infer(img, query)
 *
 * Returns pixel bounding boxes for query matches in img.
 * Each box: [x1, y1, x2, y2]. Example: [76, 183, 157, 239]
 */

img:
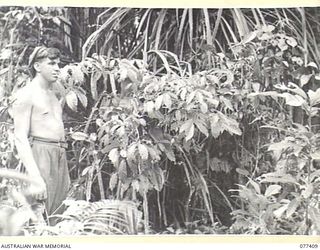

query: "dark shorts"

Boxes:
[31, 140, 70, 215]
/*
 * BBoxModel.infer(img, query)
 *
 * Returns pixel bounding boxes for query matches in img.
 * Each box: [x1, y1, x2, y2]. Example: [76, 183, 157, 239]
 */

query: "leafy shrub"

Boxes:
[30, 199, 142, 235]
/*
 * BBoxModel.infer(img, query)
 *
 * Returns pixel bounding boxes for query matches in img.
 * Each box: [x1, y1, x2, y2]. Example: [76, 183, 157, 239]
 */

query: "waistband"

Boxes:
[29, 136, 68, 149]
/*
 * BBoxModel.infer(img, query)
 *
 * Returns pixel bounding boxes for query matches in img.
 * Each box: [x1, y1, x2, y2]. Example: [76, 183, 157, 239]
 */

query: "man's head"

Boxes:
[28, 46, 61, 80]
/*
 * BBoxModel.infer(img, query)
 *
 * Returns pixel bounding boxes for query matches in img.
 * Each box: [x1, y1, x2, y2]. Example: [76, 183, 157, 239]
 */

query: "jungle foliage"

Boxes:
[0, 6, 320, 235]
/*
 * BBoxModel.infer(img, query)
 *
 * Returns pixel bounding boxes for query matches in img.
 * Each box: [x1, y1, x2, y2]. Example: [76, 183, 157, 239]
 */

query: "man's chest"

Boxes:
[32, 91, 63, 120]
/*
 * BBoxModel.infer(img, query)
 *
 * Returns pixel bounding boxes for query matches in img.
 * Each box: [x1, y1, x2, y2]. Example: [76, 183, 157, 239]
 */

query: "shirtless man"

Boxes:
[11, 47, 70, 218]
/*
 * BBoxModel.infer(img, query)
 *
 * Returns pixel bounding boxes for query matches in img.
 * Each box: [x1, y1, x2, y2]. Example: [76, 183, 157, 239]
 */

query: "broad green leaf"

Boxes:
[138, 143, 149, 160]
[310, 150, 320, 160]
[162, 93, 172, 109]
[301, 183, 314, 199]
[138, 175, 151, 194]
[161, 144, 176, 162]
[90, 70, 102, 100]
[119, 67, 128, 82]
[274, 203, 289, 218]
[300, 74, 313, 87]
[71, 131, 88, 141]
[179, 88, 188, 100]
[186, 90, 196, 104]
[282, 61, 289, 67]
[109, 173, 118, 190]
[76, 91, 88, 108]
[108, 148, 119, 165]
[310, 170, 320, 182]
[196, 91, 204, 102]
[206, 75, 219, 84]
[268, 142, 284, 161]
[147, 146, 161, 161]
[0, 48, 12, 60]
[127, 161, 138, 177]
[276, 82, 308, 100]
[286, 37, 297, 47]
[220, 96, 234, 111]
[235, 168, 250, 176]
[52, 80, 66, 98]
[155, 95, 163, 110]
[206, 98, 219, 107]
[264, 184, 282, 197]
[200, 102, 208, 113]
[280, 93, 306, 107]
[101, 141, 120, 155]
[175, 110, 182, 121]
[52, 16, 61, 26]
[310, 107, 319, 117]
[309, 207, 320, 232]
[194, 120, 209, 137]
[139, 118, 147, 126]
[307, 62, 318, 69]
[185, 123, 195, 141]
[268, 138, 297, 155]
[118, 160, 127, 182]
[196, 92, 208, 113]
[261, 173, 297, 184]
[220, 114, 242, 136]
[180, 119, 193, 134]
[81, 166, 92, 176]
[259, 32, 272, 40]
[150, 166, 164, 191]
[117, 126, 126, 137]
[248, 179, 261, 194]
[168, 92, 178, 101]
[120, 149, 127, 158]
[286, 198, 300, 218]
[127, 68, 139, 84]
[144, 101, 154, 113]
[210, 114, 225, 138]
[278, 39, 288, 51]
[252, 82, 260, 92]
[308, 88, 320, 106]
[132, 180, 140, 192]
[298, 158, 308, 170]
[66, 91, 78, 111]
[241, 31, 257, 44]
[262, 24, 275, 32]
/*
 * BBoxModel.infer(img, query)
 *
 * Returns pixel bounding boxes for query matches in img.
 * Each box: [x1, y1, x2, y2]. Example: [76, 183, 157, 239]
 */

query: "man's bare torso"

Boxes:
[16, 82, 65, 141]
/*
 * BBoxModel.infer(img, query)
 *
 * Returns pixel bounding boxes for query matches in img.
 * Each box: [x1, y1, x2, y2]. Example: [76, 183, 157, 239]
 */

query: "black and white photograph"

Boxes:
[0, 5, 320, 239]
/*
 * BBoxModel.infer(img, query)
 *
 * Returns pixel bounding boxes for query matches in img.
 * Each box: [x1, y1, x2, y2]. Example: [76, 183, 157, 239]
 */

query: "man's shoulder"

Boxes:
[11, 84, 34, 105]
[8, 84, 34, 117]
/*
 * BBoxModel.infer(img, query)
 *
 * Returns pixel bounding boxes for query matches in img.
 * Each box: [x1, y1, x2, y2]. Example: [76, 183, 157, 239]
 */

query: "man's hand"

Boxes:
[26, 176, 47, 201]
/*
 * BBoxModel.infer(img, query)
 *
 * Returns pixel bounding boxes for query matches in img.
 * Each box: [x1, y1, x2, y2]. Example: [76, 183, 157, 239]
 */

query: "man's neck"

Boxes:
[32, 75, 52, 90]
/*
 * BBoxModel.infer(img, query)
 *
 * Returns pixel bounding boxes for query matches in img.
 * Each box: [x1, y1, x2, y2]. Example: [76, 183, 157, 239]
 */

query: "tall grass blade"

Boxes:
[177, 9, 188, 50]
[188, 9, 194, 51]
[155, 9, 167, 50]
[221, 16, 239, 43]
[203, 8, 213, 45]
[212, 8, 223, 43]
[136, 9, 151, 39]
[251, 8, 261, 27]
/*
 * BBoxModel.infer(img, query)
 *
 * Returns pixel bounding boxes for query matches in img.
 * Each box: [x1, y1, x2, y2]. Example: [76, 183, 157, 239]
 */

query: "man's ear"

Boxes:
[33, 62, 41, 73]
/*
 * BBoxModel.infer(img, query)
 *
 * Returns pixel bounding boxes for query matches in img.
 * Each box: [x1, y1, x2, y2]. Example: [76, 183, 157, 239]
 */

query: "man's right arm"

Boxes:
[11, 89, 47, 199]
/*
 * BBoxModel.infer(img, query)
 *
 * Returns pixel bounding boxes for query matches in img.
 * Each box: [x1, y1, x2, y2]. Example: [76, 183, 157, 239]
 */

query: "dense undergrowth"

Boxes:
[0, 7, 319, 235]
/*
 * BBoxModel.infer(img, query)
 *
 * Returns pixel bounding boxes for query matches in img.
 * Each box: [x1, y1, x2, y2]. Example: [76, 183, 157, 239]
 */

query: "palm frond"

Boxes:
[51, 199, 142, 235]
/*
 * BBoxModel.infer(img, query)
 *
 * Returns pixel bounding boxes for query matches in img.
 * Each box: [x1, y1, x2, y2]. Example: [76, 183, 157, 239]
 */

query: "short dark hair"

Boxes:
[28, 46, 60, 78]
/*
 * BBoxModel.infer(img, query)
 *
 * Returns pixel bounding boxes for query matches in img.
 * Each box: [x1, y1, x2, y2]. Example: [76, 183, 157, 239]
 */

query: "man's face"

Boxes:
[35, 57, 60, 83]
